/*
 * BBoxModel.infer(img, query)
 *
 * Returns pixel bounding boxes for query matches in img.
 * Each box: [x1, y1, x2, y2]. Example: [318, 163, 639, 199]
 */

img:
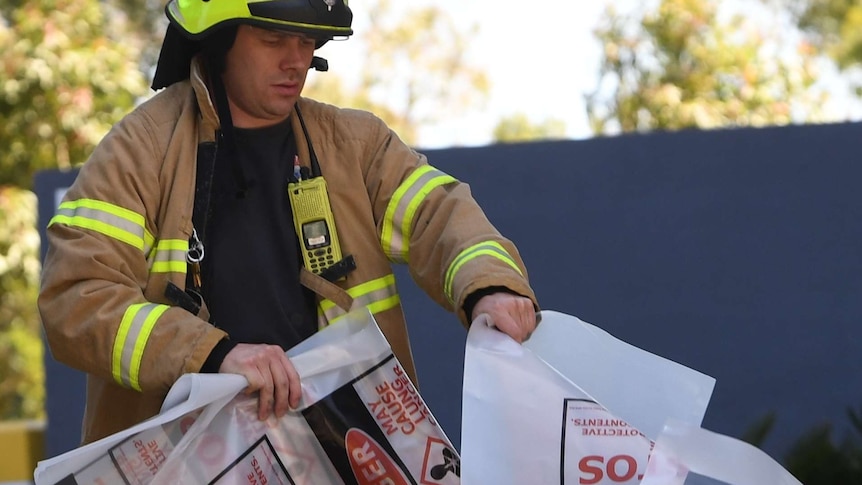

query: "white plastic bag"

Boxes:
[523, 311, 715, 439]
[640, 419, 803, 485]
[462, 310, 800, 485]
[36, 309, 460, 485]
[461, 311, 708, 484]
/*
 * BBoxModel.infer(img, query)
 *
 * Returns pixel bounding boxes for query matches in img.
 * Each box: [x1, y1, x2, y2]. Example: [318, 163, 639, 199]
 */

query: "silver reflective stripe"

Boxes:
[318, 275, 400, 326]
[381, 166, 457, 263]
[112, 303, 170, 391]
[149, 239, 189, 274]
[444, 241, 523, 304]
[51, 198, 154, 253]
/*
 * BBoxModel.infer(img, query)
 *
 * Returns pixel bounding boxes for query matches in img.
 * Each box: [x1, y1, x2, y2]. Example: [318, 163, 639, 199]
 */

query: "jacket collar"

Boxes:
[190, 56, 221, 139]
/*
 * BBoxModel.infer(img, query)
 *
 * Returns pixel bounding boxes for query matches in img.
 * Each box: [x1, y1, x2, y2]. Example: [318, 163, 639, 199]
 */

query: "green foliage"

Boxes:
[0, 0, 148, 188]
[303, 72, 413, 142]
[0, 0, 148, 421]
[783, 424, 862, 483]
[492, 113, 567, 143]
[788, 0, 862, 69]
[774, 0, 862, 93]
[0, 187, 43, 420]
[741, 410, 777, 447]
[101, 0, 166, 74]
[586, 0, 827, 135]
[743, 405, 862, 484]
[303, 0, 489, 145]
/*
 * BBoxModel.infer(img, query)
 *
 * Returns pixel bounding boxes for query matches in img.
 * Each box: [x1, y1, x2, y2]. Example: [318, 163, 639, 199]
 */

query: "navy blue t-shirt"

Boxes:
[200, 118, 318, 368]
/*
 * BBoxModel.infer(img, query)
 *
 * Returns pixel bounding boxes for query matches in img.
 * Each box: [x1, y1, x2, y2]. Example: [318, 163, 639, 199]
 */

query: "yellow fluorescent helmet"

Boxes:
[166, 0, 353, 41]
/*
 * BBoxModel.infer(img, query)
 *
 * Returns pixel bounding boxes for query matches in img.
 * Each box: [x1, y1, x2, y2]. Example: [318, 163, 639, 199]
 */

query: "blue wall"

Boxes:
[37, 121, 862, 462]
[405, 121, 862, 460]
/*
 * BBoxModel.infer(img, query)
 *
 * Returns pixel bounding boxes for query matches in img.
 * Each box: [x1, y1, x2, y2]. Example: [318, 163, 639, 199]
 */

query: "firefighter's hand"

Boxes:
[471, 292, 537, 343]
[219, 343, 301, 420]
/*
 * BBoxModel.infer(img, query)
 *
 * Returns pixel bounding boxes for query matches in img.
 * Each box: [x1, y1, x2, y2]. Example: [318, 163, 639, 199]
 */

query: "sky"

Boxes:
[312, 1, 609, 148]
[311, 0, 862, 149]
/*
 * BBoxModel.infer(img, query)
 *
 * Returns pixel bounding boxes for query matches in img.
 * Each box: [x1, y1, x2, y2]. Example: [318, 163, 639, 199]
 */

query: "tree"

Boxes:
[743, 405, 862, 484]
[492, 113, 567, 143]
[0, 0, 148, 420]
[775, 0, 862, 92]
[102, 0, 166, 73]
[303, 73, 414, 143]
[585, 0, 828, 135]
[303, 0, 490, 145]
[0, 187, 42, 419]
[0, 0, 148, 188]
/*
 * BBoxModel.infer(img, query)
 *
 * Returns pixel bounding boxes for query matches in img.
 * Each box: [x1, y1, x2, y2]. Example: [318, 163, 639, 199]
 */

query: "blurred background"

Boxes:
[2, 0, 862, 483]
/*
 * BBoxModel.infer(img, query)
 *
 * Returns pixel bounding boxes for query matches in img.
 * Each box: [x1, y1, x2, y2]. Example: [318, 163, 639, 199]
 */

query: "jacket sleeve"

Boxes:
[38, 108, 226, 394]
[358, 115, 538, 325]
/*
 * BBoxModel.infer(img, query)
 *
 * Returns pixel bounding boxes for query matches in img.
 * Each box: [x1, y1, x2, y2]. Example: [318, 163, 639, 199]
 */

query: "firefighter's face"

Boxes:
[221, 25, 316, 128]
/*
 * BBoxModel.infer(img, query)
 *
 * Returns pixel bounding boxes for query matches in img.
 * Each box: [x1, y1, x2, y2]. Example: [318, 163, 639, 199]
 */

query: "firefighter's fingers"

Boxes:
[270, 353, 302, 418]
[471, 292, 537, 343]
[219, 343, 283, 420]
[256, 365, 276, 421]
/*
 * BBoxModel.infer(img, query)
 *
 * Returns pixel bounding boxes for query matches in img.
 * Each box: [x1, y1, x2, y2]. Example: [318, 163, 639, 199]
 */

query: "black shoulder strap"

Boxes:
[167, 140, 216, 315]
[294, 104, 323, 178]
[193, 141, 217, 243]
[181, 140, 217, 297]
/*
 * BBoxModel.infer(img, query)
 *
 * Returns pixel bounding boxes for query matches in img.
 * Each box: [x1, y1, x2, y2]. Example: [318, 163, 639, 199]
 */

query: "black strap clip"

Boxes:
[164, 281, 202, 316]
[318, 255, 357, 282]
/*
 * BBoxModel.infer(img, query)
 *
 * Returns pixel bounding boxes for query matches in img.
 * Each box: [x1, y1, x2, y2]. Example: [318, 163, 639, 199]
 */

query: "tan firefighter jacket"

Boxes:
[38, 58, 537, 444]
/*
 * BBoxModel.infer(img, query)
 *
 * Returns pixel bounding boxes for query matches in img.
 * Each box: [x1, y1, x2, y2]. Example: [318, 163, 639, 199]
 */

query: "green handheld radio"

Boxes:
[287, 176, 345, 278]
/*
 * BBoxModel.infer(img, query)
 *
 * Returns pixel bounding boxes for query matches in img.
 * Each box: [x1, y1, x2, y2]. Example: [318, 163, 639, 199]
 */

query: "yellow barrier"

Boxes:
[0, 420, 44, 482]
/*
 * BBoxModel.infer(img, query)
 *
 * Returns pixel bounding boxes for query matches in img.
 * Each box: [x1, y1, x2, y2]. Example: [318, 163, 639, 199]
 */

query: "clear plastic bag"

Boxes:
[462, 310, 800, 485]
[37, 309, 460, 485]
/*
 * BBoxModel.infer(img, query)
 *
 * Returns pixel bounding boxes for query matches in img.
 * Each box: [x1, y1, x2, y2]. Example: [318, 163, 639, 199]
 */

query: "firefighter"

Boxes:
[39, 0, 538, 444]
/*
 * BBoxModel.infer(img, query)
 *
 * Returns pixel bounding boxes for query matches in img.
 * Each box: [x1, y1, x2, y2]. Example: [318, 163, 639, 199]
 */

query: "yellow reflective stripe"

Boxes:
[112, 303, 170, 391]
[381, 166, 434, 261]
[143, 232, 156, 256]
[324, 294, 401, 326]
[319, 274, 396, 312]
[364, 294, 401, 318]
[444, 241, 523, 303]
[318, 275, 399, 325]
[381, 165, 457, 263]
[50, 198, 154, 252]
[150, 239, 189, 274]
